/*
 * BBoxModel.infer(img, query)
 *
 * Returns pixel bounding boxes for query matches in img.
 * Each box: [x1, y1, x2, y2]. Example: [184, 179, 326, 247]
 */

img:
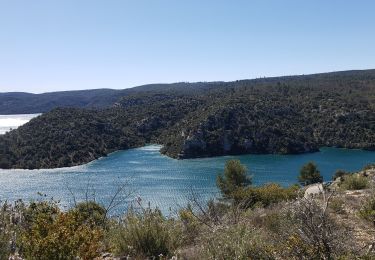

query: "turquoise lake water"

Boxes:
[0, 144, 374, 216]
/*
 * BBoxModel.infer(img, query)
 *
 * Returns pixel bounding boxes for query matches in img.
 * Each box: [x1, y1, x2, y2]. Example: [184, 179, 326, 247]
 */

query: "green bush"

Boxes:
[19, 201, 104, 260]
[109, 208, 182, 258]
[232, 183, 299, 208]
[22, 200, 60, 228]
[69, 201, 107, 227]
[217, 160, 252, 199]
[339, 174, 369, 190]
[298, 162, 323, 186]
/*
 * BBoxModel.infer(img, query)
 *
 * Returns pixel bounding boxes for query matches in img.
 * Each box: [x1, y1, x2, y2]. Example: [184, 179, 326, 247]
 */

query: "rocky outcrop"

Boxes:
[172, 106, 320, 159]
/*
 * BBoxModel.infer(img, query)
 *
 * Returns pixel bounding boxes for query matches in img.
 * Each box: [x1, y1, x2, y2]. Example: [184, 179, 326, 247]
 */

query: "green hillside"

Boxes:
[0, 69, 374, 169]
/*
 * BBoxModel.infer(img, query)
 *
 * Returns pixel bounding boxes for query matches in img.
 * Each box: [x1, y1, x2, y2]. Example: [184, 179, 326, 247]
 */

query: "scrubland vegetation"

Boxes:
[0, 161, 375, 259]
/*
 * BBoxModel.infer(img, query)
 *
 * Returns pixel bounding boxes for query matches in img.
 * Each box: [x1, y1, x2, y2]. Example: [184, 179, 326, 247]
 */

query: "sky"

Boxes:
[0, 0, 375, 93]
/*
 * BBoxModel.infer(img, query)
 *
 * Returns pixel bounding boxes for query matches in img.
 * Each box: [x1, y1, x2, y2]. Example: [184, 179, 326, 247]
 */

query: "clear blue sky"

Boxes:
[0, 0, 374, 93]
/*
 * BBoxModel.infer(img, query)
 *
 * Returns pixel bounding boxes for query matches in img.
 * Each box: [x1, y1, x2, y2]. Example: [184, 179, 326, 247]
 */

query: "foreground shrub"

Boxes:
[0, 203, 12, 260]
[109, 208, 182, 258]
[329, 197, 345, 214]
[278, 196, 353, 259]
[359, 196, 375, 222]
[19, 201, 104, 260]
[22, 200, 59, 228]
[69, 201, 107, 227]
[0, 233, 9, 260]
[199, 224, 274, 259]
[339, 174, 369, 190]
[179, 205, 202, 243]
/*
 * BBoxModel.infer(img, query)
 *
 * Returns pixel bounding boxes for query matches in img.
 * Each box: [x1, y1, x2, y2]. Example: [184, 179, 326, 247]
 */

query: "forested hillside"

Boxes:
[0, 70, 374, 169]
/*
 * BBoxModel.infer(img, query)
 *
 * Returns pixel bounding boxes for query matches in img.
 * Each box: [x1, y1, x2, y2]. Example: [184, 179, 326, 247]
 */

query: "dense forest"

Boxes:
[0, 69, 375, 169]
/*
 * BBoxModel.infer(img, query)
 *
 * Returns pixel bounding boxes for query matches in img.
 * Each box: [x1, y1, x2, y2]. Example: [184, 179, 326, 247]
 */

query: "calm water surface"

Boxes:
[0, 114, 374, 215]
[0, 145, 374, 215]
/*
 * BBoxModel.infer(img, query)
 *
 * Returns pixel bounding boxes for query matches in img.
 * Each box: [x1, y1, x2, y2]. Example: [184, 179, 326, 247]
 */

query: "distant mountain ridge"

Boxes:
[0, 89, 121, 114]
[2, 69, 374, 114]
[0, 82, 224, 114]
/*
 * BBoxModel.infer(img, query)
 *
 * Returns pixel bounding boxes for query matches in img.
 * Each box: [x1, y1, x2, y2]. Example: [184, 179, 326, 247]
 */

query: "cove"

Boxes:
[0, 145, 374, 215]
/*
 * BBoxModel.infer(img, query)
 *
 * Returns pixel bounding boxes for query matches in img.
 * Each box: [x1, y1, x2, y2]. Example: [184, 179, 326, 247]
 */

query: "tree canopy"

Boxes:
[298, 162, 323, 186]
[217, 160, 252, 198]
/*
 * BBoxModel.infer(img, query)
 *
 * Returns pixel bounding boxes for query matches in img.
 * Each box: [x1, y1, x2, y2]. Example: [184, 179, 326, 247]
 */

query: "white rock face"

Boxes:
[304, 183, 324, 198]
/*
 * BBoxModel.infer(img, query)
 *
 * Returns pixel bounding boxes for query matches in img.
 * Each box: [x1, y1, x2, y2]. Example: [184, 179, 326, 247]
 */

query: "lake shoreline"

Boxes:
[0, 145, 374, 215]
[1, 144, 373, 171]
